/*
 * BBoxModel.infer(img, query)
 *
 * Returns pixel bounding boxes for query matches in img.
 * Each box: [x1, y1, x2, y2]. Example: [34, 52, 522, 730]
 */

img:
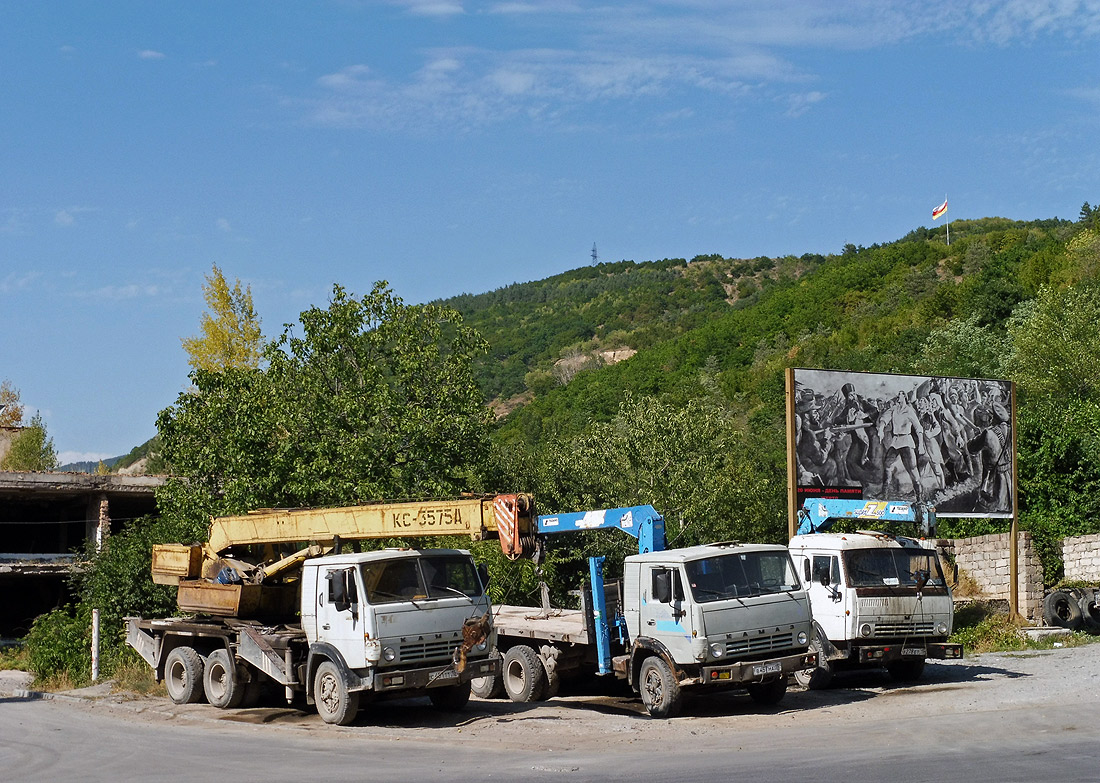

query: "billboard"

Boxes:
[787, 369, 1014, 518]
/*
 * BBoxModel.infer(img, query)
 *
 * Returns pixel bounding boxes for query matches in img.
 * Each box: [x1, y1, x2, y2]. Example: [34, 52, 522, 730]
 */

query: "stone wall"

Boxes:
[1062, 533, 1100, 583]
[938, 531, 1044, 621]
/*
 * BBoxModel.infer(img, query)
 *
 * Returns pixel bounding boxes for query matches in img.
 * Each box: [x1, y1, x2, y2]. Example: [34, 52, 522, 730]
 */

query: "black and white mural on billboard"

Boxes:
[790, 369, 1013, 518]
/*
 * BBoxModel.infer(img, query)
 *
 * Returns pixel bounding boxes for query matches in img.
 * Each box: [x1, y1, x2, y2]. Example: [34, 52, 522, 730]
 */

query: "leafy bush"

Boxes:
[24, 605, 92, 686]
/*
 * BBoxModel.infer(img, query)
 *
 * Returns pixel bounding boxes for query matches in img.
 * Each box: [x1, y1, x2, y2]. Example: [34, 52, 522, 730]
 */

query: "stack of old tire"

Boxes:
[1043, 588, 1100, 632]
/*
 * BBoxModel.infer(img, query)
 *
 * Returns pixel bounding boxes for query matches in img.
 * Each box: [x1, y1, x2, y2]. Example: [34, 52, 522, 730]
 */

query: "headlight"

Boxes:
[937, 622, 949, 636]
[709, 642, 725, 659]
[860, 623, 873, 637]
[475, 640, 488, 653]
[797, 631, 808, 645]
[382, 646, 397, 662]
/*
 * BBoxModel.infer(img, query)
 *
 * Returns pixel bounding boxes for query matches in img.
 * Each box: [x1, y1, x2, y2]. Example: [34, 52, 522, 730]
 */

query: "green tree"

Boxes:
[181, 264, 264, 372]
[0, 379, 24, 427]
[159, 282, 492, 520]
[1, 412, 58, 471]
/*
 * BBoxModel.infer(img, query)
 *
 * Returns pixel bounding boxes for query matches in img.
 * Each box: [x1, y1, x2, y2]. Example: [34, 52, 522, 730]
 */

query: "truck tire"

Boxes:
[470, 673, 505, 700]
[429, 681, 471, 711]
[203, 649, 246, 709]
[746, 677, 787, 706]
[793, 639, 833, 690]
[540, 645, 561, 700]
[886, 657, 926, 682]
[1077, 594, 1100, 633]
[1044, 590, 1083, 630]
[314, 661, 360, 725]
[502, 645, 547, 702]
[638, 656, 682, 718]
[164, 646, 206, 705]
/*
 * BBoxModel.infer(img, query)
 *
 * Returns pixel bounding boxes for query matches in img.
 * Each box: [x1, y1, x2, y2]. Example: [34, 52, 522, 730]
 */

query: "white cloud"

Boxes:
[785, 90, 826, 118]
[55, 210, 75, 226]
[299, 1, 1100, 132]
[216, 217, 232, 233]
[394, 0, 465, 17]
[0, 271, 39, 294]
[138, 49, 166, 60]
[75, 284, 161, 301]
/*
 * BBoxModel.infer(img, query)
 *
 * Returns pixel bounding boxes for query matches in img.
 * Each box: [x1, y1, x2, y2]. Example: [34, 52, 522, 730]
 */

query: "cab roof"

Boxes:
[788, 532, 931, 552]
[304, 548, 471, 566]
[628, 542, 790, 564]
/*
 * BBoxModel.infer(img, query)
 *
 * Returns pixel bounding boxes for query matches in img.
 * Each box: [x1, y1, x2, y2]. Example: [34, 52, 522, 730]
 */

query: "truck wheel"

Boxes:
[1044, 590, 1083, 630]
[314, 661, 360, 725]
[1078, 594, 1100, 633]
[502, 645, 547, 702]
[886, 658, 926, 682]
[164, 646, 206, 705]
[746, 677, 787, 706]
[203, 649, 245, 709]
[470, 673, 505, 700]
[429, 681, 471, 711]
[638, 656, 682, 718]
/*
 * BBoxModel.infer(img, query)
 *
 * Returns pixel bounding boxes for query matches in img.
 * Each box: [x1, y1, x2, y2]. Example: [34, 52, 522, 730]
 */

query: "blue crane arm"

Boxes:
[534, 505, 666, 675]
[797, 499, 937, 538]
[536, 505, 666, 553]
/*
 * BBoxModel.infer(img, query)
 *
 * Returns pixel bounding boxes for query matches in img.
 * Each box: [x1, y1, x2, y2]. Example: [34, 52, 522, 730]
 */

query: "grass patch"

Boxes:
[111, 652, 164, 697]
[0, 641, 29, 671]
[951, 601, 1099, 654]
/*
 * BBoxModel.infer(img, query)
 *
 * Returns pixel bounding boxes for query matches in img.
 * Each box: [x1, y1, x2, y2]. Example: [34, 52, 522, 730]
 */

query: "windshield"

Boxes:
[359, 555, 483, 604]
[684, 551, 801, 603]
[844, 548, 946, 588]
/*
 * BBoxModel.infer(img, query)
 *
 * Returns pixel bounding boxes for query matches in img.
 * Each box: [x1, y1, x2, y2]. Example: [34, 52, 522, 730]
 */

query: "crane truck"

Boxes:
[473, 505, 816, 718]
[788, 499, 962, 688]
[126, 494, 533, 725]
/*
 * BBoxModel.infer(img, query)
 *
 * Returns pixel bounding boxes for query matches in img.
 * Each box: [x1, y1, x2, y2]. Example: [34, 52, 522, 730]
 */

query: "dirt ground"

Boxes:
[3, 640, 1098, 747]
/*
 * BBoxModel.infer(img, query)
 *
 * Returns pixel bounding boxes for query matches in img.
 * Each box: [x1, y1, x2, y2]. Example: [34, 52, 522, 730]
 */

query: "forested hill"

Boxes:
[441, 211, 1100, 584]
[442, 215, 1081, 443]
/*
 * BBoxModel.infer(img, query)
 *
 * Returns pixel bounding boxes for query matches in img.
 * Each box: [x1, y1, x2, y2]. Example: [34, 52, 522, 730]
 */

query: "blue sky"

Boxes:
[2, 1, 1099, 464]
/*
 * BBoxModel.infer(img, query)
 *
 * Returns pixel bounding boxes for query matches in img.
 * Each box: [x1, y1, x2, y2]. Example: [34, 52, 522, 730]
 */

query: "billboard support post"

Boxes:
[1010, 381, 1020, 619]
[785, 368, 798, 540]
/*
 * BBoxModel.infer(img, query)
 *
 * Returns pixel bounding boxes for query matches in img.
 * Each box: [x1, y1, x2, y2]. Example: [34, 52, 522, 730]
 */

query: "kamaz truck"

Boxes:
[475, 506, 816, 717]
[126, 495, 527, 724]
[788, 499, 962, 688]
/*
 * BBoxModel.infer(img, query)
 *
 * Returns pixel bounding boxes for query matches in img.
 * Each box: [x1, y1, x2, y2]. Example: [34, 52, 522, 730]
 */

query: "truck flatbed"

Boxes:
[492, 605, 591, 646]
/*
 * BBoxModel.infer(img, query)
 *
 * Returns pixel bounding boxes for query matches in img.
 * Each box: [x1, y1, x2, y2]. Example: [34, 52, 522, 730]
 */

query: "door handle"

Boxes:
[646, 619, 655, 626]
[321, 623, 330, 630]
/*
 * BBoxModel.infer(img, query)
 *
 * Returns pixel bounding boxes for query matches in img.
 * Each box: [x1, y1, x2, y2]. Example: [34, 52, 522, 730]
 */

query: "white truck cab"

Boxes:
[788, 531, 961, 687]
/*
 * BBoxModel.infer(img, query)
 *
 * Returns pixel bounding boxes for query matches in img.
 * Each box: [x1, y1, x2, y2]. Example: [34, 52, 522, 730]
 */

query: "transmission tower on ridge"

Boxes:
[591, 243, 598, 265]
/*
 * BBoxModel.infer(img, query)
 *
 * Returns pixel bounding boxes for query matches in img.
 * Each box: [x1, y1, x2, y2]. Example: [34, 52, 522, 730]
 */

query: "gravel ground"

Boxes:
[3, 641, 1097, 746]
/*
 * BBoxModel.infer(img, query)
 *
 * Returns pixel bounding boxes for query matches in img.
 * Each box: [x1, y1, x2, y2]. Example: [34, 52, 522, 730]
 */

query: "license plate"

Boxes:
[901, 647, 925, 656]
[752, 661, 782, 676]
[428, 666, 458, 684]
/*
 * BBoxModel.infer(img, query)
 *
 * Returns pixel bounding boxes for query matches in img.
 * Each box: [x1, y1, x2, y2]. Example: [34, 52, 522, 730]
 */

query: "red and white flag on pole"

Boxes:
[932, 197, 948, 220]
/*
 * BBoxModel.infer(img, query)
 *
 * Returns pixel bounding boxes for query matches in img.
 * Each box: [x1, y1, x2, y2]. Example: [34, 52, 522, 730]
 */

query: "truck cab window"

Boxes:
[420, 555, 484, 599]
[361, 559, 422, 603]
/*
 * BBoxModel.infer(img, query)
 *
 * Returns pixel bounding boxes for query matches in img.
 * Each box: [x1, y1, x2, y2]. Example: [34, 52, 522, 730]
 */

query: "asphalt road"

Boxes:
[2, 643, 1098, 782]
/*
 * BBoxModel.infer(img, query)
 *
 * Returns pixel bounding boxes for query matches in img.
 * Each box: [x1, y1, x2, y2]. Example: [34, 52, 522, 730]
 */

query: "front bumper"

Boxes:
[371, 655, 499, 692]
[700, 650, 818, 686]
[856, 640, 963, 664]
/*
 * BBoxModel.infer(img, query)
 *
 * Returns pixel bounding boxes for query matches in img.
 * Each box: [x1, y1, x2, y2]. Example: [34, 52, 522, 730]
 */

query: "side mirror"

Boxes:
[327, 569, 356, 613]
[818, 570, 831, 587]
[477, 563, 490, 589]
[653, 570, 672, 603]
[803, 559, 811, 583]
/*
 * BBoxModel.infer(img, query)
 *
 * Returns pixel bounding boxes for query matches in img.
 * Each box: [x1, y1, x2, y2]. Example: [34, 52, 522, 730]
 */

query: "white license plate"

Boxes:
[428, 667, 458, 684]
[901, 647, 926, 656]
[752, 661, 782, 676]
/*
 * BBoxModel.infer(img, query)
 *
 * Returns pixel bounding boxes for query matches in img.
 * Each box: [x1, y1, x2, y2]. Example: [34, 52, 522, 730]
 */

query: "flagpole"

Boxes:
[946, 194, 950, 246]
